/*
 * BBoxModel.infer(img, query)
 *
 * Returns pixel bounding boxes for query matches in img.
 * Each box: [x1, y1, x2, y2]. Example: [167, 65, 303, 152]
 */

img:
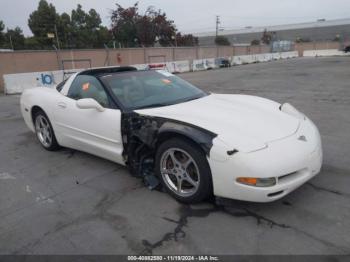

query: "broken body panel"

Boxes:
[121, 112, 217, 188]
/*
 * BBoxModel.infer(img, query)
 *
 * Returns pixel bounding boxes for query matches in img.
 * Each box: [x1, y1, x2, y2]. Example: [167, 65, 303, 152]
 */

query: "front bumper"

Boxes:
[209, 118, 323, 202]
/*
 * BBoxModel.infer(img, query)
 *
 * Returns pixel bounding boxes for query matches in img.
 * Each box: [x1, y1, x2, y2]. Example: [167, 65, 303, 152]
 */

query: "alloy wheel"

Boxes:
[160, 148, 200, 197]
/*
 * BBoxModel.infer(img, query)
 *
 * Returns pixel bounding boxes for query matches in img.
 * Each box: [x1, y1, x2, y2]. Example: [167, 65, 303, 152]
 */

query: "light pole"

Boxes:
[54, 24, 60, 50]
[172, 34, 177, 47]
[216, 15, 220, 38]
[9, 35, 14, 50]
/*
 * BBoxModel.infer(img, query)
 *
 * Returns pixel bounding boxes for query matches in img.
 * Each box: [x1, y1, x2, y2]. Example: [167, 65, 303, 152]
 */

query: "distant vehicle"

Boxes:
[215, 58, 231, 68]
[20, 67, 322, 203]
[344, 46, 350, 53]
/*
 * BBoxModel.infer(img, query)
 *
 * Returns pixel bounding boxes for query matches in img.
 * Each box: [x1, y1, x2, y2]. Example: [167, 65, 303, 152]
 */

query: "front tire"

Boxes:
[34, 110, 60, 151]
[155, 138, 213, 203]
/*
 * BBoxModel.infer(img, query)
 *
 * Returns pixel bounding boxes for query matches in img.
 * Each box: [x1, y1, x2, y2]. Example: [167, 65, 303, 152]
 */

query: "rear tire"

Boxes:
[33, 110, 60, 151]
[155, 138, 213, 203]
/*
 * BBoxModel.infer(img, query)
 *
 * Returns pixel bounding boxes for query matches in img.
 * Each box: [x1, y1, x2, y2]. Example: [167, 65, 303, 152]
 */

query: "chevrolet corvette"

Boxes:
[20, 66, 322, 203]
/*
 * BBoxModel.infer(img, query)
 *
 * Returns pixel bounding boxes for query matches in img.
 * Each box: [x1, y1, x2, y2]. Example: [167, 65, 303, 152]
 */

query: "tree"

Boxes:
[0, 20, 4, 32]
[86, 9, 102, 29]
[0, 20, 5, 47]
[149, 7, 176, 47]
[251, 39, 260, 45]
[135, 14, 156, 47]
[111, 3, 139, 47]
[28, 0, 60, 48]
[135, 6, 158, 47]
[71, 4, 86, 29]
[70, 4, 112, 48]
[86, 9, 112, 48]
[57, 12, 72, 48]
[70, 4, 88, 48]
[5, 27, 25, 49]
[0, 21, 25, 50]
[261, 29, 272, 45]
[215, 36, 230, 46]
[27, 1, 111, 49]
[111, 2, 177, 47]
[176, 33, 198, 46]
[93, 26, 112, 48]
[0, 20, 5, 43]
[24, 37, 42, 50]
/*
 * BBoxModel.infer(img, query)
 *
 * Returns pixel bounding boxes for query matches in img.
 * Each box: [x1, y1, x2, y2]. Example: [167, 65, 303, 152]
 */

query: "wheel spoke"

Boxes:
[40, 117, 46, 128]
[177, 178, 183, 192]
[161, 168, 174, 175]
[184, 174, 199, 188]
[35, 115, 53, 147]
[183, 157, 193, 169]
[46, 132, 52, 143]
[160, 147, 201, 197]
[169, 151, 181, 167]
[43, 131, 48, 142]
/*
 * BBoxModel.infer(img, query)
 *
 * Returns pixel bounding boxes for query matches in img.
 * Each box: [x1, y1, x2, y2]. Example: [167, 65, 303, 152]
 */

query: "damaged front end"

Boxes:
[121, 112, 217, 189]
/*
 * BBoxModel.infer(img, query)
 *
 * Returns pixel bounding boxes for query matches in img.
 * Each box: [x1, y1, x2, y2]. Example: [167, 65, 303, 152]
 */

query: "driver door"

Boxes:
[53, 74, 125, 165]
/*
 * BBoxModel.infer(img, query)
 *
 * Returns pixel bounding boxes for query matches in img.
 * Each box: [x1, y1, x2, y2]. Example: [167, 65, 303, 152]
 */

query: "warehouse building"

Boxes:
[195, 18, 350, 46]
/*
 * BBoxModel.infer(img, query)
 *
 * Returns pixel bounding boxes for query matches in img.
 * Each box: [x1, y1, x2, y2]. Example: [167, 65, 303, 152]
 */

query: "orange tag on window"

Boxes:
[82, 82, 90, 91]
[162, 79, 172, 84]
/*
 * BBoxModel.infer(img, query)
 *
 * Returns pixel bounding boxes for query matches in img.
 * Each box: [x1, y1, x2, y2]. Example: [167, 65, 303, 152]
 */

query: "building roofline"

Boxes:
[194, 18, 350, 37]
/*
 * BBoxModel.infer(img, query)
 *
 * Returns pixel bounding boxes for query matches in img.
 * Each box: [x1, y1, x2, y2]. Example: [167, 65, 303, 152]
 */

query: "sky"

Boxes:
[1, 0, 350, 36]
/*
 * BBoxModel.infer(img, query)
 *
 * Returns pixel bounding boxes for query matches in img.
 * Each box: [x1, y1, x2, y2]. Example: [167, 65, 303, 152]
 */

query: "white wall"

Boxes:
[3, 51, 299, 94]
[303, 49, 350, 57]
[4, 70, 66, 95]
[231, 51, 298, 66]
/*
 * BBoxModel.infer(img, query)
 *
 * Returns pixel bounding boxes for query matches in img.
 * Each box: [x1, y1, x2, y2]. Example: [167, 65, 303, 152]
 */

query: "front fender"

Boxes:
[158, 121, 217, 156]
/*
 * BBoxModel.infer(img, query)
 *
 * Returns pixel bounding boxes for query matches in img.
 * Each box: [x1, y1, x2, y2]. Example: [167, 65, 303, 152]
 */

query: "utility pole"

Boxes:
[216, 15, 221, 38]
[9, 35, 14, 50]
[54, 24, 61, 50]
[53, 24, 61, 70]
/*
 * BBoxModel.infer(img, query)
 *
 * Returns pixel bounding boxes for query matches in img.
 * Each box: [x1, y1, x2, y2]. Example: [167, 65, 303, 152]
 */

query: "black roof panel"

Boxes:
[78, 66, 137, 77]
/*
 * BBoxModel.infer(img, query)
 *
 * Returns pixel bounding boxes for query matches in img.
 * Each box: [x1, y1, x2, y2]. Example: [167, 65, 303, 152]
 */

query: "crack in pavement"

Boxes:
[306, 182, 347, 197]
[141, 205, 213, 255]
[141, 204, 290, 255]
[140, 202, 349, 255]
[225, 207, 290, 229]
[0, 167, 123, 221]
[12, 183, 144, 254]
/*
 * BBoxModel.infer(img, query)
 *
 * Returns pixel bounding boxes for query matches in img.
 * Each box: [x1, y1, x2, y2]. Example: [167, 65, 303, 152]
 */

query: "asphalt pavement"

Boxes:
[0, 57, 349, 255]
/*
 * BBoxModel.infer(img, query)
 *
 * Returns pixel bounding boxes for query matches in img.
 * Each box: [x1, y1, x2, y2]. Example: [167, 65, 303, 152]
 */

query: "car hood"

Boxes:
[135, 94, 300, 152]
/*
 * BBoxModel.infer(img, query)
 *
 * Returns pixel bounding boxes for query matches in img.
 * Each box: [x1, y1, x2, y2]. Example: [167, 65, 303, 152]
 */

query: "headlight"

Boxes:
[236, 177, 276, 187]
[280, 103, 305, 120]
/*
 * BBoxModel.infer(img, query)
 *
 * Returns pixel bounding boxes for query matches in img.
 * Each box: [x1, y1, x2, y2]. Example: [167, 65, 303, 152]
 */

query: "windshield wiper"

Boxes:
[136, 103, 173, 110]
[135, 95, 205, 110]
[181, 95, 203, 103]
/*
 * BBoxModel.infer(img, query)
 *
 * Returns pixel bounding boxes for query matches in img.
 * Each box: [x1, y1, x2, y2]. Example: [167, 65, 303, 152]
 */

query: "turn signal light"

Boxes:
[236, 177, 276, 187]
[237, 177, 258, 185]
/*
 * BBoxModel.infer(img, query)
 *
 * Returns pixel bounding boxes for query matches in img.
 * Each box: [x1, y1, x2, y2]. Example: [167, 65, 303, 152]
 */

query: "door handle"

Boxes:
[58, 102, 67, 109]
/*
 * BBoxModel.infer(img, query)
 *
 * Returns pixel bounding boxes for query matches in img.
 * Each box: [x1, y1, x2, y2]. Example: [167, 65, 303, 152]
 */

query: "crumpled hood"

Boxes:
[135, 94, 300, 152]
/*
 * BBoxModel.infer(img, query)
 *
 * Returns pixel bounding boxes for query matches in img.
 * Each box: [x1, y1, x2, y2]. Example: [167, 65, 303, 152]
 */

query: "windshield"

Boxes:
[100, 70, 207, 110]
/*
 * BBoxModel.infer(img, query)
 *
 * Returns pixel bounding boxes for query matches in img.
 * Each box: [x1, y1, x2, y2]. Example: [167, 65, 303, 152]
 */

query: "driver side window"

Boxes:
[67, 75, 110, 108]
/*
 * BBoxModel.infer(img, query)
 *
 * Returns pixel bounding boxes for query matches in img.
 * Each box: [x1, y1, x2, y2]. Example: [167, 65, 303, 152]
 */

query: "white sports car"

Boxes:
[20, 67, 323, 203]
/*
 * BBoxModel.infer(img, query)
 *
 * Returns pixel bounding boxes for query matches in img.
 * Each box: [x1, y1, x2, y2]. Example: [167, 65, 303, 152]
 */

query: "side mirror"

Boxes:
[76, 98, 105, 112]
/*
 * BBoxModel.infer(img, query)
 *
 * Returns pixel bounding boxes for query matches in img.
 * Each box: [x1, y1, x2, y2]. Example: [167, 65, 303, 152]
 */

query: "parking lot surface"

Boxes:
[0, 57, 349, 255]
